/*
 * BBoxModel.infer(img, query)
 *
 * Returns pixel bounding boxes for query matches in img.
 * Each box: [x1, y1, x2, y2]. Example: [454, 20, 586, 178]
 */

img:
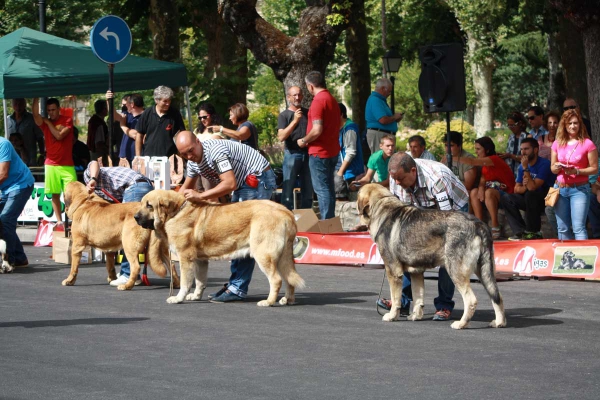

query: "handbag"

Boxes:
[545, 186, 560, 207]
[33, 219, 56, 247]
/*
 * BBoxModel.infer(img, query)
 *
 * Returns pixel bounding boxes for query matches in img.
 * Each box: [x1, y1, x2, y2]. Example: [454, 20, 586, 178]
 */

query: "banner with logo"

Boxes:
[294, 233, 600, 280]
[18, 183, 63, 223]
[494, 240, 599, 279]
[294, 232, 382, 266]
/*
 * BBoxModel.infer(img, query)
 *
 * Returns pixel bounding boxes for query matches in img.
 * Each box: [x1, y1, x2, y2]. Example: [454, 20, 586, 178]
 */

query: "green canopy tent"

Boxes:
[0, 27, 191, 135]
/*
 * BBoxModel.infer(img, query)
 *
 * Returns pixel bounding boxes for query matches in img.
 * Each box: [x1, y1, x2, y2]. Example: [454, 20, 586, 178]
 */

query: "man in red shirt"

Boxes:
[33, 97, 76, 229]
[296, 71, 341, 219]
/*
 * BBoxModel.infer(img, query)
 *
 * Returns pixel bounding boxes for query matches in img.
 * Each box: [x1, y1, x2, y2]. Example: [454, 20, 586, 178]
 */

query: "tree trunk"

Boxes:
[581, 23, 600, 146]
[194, 1, 248, 114]
[149, 0, 180, 62]
[467, 34, 494, 137]
[556, 15, 589, 116]
[345, 0, 371, 134]
[547, 32, 565, 113]
[219, 0, 346, 107]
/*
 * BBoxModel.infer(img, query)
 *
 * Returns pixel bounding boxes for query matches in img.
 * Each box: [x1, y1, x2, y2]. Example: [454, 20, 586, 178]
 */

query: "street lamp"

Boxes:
[382, 47, 402, 114]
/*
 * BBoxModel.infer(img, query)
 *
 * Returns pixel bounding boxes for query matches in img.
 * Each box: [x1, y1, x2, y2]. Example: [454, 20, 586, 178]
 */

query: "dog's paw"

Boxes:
[166, 296, 184, 304]
[489, 319, 507, 328]
[451, 321, 468, 330]
[257, 300, 274, 307]
[382, 312, 398, 322]
[279, 297, 296, 306]
[185, 293, 201, 301]
[62, 277, 76, 286]
[117, 284, 133, 291]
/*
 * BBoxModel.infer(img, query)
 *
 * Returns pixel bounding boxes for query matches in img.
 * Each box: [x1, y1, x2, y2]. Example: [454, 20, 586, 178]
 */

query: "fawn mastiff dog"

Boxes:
[134, 190, 304, 306]
[357, 184, 506, 329]
[63, 181, 177, 290]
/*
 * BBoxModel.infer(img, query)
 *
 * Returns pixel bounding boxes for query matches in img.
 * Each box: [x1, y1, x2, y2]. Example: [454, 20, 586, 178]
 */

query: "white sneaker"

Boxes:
[110, 275, 142, 286]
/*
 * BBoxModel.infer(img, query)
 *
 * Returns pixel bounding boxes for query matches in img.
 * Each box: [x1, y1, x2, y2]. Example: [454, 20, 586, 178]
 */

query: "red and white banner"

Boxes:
[294, 232, 600, 280]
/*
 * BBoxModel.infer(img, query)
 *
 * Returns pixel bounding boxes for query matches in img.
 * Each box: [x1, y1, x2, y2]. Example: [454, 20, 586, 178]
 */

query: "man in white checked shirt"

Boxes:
[175, 131, 277, 303]
[378, 152, 469, 322]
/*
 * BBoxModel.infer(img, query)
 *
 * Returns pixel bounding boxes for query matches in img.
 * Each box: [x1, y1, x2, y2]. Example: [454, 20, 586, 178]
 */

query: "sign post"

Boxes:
[90, 16, 132, 165]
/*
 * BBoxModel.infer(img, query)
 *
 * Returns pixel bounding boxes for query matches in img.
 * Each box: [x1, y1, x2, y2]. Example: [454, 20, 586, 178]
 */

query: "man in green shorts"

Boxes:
[350, 134, 395, 190]
[33, 98, 76, 229]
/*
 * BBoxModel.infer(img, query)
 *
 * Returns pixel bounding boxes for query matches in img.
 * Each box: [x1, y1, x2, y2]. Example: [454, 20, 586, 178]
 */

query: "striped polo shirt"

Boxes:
[389, 158, 469, 210]
[186, 140, 269, 189]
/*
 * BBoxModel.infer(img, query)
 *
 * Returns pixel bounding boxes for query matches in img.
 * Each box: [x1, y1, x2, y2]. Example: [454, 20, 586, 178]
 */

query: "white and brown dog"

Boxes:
[0, 221, 13, 273]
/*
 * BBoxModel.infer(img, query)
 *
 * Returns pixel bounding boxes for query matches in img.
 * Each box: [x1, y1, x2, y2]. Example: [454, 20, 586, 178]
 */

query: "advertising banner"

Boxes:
[18, 183, 63, 223]
[294, 232, 600, 280]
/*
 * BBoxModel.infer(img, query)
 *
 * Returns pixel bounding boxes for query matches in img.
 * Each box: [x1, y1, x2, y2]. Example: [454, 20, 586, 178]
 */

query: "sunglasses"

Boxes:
[507, 124, 520, 128]
[563, 105, 577, 111]
[527, 115, 537, 120]
[198, 115, 209, 120]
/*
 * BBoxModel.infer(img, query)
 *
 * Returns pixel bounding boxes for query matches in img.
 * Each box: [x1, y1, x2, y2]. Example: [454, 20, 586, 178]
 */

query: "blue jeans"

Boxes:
[228, 169, 277, 297]
[281, 150, 313, 210]
[401, 267, 455, 311]
[120, 182, 154, 277]
[309, 155, 337, 220]
[0, 185, 33, 264]
[555, 184, 590, 240]
[587, 191, 600, 239]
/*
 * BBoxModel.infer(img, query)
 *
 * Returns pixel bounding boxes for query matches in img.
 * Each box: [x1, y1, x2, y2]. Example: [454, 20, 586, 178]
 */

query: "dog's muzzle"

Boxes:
[134, 212, 155, 230]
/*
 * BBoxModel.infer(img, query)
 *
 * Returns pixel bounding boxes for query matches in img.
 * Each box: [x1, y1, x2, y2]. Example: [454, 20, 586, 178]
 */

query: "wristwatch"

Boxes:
[301, 138, 306, 145]
[523, 169, 529, 173]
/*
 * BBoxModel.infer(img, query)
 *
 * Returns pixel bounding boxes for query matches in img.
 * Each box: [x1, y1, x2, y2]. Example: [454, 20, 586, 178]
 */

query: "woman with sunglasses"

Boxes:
[500, 111, 528, 176]
[195, 103, 224, 138]
[550, 109, 598, 240]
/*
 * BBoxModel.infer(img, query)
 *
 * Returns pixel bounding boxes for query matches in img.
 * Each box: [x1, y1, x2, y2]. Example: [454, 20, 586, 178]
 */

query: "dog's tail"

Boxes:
[476, 223, 506, 327]
[477, 225, 502, 304]
[146, 232, 169, 278]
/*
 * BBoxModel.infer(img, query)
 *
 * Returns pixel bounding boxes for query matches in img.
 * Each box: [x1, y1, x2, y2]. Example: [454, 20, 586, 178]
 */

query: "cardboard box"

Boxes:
[53, 236, 93, 265]
[293, 209, 344, 234]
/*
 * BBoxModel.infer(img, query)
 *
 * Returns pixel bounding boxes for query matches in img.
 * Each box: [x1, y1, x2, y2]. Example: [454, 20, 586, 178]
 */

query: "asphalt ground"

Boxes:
[1, 244, 600, 400]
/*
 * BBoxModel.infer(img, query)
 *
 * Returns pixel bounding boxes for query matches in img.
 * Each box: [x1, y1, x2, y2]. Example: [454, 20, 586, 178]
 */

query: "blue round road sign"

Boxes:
[90, 15, 132, 64]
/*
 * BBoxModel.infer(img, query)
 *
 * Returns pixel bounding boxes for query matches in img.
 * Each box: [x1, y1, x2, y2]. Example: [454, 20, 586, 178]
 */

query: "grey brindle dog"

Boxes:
[357, 184, 507, 329]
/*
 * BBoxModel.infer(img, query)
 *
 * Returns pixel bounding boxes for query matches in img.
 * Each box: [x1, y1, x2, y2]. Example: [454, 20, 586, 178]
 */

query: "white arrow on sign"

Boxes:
[99, 27, 120, 51]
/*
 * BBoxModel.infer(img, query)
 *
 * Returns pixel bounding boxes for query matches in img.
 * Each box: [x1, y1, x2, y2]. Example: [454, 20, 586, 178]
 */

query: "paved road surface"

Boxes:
[1, 245, 599, 399]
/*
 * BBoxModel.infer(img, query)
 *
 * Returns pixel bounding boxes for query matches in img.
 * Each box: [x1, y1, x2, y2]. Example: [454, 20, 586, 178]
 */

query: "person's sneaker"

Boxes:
[508, 233, 523, 241]
[523, 231, 543, 240]
[432, 309, 452, 321]
[110, 275, 142, 287]
[210, 290, 243, 303]
[208, 284, 228, 300]
[376, 298, 410, 316]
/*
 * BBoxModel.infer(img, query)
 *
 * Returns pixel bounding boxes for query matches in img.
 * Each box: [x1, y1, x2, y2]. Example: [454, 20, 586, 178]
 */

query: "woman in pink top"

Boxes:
[550, 109, 598, 240]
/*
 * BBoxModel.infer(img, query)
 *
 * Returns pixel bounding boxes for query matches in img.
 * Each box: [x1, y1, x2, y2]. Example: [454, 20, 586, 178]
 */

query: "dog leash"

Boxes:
[376, 270, 388, 316]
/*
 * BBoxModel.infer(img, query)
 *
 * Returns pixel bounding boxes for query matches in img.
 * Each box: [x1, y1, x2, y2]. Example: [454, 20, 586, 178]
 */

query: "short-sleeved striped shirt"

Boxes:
[389, 158, 469, 210]
[186, 140, 270, 189]
[84, 166, 151, 203]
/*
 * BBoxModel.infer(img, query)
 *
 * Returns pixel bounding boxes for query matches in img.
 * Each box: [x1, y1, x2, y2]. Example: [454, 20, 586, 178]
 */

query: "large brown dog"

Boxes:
[134, 190, 304, 306]
[63, 181, 177, 290]
[357, 183, 506, 329]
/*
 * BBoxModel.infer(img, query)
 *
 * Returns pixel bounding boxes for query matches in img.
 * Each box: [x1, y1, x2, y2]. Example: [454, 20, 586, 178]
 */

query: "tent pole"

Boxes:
[3, 99, 8, 138]
[184, 86, 192, 130]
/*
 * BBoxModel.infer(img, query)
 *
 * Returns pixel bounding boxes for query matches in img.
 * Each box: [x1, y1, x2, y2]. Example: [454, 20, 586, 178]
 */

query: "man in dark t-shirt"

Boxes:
[132, 86, 185, 157]
[277, 86, 313, 210]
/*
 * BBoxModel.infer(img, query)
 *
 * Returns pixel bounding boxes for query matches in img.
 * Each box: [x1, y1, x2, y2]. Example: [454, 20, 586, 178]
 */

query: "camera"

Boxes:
[121, 105, 128, 113]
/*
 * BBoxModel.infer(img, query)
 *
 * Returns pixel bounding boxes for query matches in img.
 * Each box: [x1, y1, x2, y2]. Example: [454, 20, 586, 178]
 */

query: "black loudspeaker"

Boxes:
[418, 43, 466, 113]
